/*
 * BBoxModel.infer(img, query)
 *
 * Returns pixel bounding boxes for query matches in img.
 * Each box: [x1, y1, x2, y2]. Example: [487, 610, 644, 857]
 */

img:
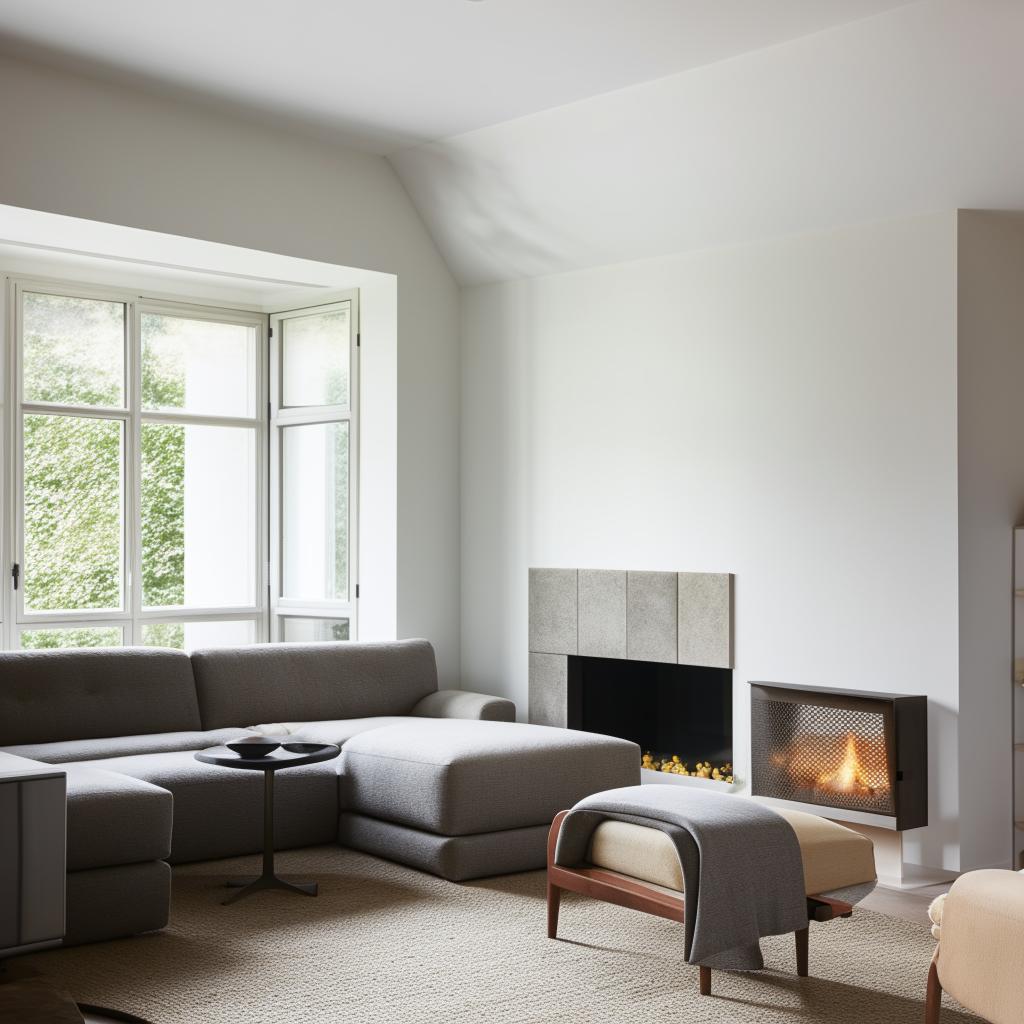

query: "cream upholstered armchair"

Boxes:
[927, 869, 1024, 1023]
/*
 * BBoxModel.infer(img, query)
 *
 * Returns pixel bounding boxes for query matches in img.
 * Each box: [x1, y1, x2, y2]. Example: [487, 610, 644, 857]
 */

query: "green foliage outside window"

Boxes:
[21, 293, 187, 645]
[20, 627, 123, 650]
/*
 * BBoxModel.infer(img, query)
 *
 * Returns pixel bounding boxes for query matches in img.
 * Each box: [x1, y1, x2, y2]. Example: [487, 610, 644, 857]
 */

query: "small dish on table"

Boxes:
[226, 737, 282, 758]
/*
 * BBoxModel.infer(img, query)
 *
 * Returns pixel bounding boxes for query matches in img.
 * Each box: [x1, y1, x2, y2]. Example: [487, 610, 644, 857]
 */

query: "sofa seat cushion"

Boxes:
[74, 750, 341, 863]
[341, 720, 640, 836]
[64, 764, 172, 871]
[586, 806, 876, 896]
[2, 727, 259, 764]
[286, 717, 413, 747]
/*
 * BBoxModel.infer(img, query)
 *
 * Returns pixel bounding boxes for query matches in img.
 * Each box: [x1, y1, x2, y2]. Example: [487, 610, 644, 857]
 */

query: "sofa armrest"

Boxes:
[410, 689, 516, 722]
[935, 869, 1024, 1023]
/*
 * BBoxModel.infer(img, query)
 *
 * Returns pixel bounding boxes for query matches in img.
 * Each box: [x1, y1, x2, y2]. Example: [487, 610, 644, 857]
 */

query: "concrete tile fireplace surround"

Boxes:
[528, 570, 734, 768]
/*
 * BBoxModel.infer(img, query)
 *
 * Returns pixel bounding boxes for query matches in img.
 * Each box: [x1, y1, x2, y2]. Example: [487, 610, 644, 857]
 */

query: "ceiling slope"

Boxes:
[0, 0, 911, 153]
[391, 0, 1024, 284]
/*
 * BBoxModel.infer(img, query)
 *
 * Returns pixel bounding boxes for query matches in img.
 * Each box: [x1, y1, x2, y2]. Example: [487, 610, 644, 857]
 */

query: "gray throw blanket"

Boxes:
[554, 785, 807, 971]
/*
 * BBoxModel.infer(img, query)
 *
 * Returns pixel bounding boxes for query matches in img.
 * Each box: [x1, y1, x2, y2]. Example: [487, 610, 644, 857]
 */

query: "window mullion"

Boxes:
[2, 279, 12, 650]
[127, 300, 142, 644]
[139, 410, 261, 430]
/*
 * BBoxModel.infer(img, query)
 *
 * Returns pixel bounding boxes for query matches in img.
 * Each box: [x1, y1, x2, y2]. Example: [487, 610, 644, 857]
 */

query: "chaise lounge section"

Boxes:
[0, 639, 639, 947]
[339, 719, 640, 879]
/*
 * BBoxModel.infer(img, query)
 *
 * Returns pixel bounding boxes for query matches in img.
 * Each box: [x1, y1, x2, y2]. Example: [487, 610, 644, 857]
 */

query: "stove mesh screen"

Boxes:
[751, 698, 894, 816]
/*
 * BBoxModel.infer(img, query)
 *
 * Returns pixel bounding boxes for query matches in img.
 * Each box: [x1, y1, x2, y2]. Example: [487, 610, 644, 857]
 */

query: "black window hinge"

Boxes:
[355, 584, 360, 599]
[268, 326, 274, 339]
[11, 563, 19, 590]
[356, 332, 361, 348]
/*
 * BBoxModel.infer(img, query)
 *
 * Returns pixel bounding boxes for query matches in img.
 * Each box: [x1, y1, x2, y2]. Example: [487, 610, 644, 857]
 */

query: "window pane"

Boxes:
[24, 414, 123, 612]
[142, 423, 257, 608]
[23, 292, 125, 407]
[282, 422, 349, 600]
[141, 619, 256, 651]
[281, 307, 349, 408]
[282, 617, 349, 642]
[20, 626, 123, 649]
[142, 314, 257, 418]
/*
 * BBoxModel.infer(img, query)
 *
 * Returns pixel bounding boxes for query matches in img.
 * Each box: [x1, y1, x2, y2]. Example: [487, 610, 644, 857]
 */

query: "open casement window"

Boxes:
[269, 295, 358, 643]
[9, 279, 267, 651]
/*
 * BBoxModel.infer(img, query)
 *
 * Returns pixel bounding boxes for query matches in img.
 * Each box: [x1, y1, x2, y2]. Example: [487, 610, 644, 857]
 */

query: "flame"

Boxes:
[817, 733, 874, 795]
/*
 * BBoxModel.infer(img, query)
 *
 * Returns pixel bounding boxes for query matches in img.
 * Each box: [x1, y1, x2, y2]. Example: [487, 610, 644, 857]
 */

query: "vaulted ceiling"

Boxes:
[3, 1, 1021, 286]
[0, 0, 912, 153]
[392, 0, 1024, 283]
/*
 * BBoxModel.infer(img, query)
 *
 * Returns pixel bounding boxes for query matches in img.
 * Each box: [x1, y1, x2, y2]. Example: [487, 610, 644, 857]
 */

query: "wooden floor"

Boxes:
[859, 881, 952, 926]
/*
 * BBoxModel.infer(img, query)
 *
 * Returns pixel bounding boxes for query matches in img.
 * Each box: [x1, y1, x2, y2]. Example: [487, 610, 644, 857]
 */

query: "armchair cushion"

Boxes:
[936, 868, 1024, 1024]
[928, 892, 945, 940]
[411, 689, 515, 722]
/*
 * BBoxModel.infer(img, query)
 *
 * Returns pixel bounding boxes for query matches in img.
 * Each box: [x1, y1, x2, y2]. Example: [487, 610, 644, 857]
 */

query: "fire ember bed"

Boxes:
[750, 682, 927, 830]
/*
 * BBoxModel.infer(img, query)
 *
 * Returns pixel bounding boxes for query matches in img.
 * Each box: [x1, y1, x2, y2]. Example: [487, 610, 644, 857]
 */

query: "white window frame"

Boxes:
[5, 275, 268, 649]
[269, 294, 359, 642]
[0, 280, 8, 644]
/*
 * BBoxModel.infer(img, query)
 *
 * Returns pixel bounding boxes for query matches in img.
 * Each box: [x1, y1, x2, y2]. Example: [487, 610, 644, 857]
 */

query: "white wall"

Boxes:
[955, 212, 1024, 870]
[462, 213, 964, 869]
[0, 55, 461, 682]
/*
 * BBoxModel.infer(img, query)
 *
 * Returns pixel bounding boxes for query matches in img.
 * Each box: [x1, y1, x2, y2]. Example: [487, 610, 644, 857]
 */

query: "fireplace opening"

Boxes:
[567, 655, 733, 781]
[750, 682, 927, 830]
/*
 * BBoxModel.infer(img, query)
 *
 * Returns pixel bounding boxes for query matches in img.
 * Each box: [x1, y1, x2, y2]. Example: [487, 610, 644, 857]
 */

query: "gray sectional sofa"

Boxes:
[0, 640, 639, 947]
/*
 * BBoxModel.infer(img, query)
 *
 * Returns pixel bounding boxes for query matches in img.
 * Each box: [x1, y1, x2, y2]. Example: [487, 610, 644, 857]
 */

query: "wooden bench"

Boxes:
[546, 806, 875, 996]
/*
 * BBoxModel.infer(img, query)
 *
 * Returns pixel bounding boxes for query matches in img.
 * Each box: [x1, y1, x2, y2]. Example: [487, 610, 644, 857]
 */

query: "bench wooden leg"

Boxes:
[925, 959, 942, 1024]
[547, 882, 561, 939]
[699, 966, 712, 996]
[795, 927, 809, 977]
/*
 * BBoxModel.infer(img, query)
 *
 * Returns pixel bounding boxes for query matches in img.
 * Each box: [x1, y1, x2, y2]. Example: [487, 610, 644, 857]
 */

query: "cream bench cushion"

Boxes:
[587, 805, 876, 896]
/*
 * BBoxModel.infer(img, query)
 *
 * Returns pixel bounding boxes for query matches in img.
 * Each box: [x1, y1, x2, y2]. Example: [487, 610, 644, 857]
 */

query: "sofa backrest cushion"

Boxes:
[190, 639, 439, 730]
[0, 647, 202, 746]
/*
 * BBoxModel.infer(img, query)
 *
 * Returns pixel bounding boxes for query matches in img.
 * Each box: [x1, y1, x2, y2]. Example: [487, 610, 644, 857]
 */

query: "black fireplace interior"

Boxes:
[567, 655, 732, 766]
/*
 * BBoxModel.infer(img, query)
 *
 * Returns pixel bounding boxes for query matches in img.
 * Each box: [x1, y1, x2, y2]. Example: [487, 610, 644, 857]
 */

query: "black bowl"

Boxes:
[282, 742, 329, 754]
[226, 737, 281, 758]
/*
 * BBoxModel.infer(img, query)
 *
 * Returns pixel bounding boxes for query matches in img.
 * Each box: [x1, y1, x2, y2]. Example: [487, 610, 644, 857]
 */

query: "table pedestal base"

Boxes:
[221, 766, 320, 905]
[223, 874, 317, 904]
[195, 742, 340, 908]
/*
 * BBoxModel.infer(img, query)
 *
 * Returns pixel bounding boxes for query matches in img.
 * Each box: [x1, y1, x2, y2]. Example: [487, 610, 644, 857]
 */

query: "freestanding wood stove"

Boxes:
[750, 682, 927, 831]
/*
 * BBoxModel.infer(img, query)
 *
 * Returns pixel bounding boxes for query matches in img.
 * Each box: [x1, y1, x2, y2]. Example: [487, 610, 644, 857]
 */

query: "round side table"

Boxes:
[194, 742, 340, 904]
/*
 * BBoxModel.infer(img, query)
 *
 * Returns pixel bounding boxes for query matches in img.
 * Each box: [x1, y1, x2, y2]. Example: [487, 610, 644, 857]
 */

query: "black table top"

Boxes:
[195, 742, 340, 770]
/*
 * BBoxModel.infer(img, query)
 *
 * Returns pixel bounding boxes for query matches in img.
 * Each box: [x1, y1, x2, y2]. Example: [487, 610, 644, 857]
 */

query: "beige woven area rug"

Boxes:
[22, 846, 979, 1024]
